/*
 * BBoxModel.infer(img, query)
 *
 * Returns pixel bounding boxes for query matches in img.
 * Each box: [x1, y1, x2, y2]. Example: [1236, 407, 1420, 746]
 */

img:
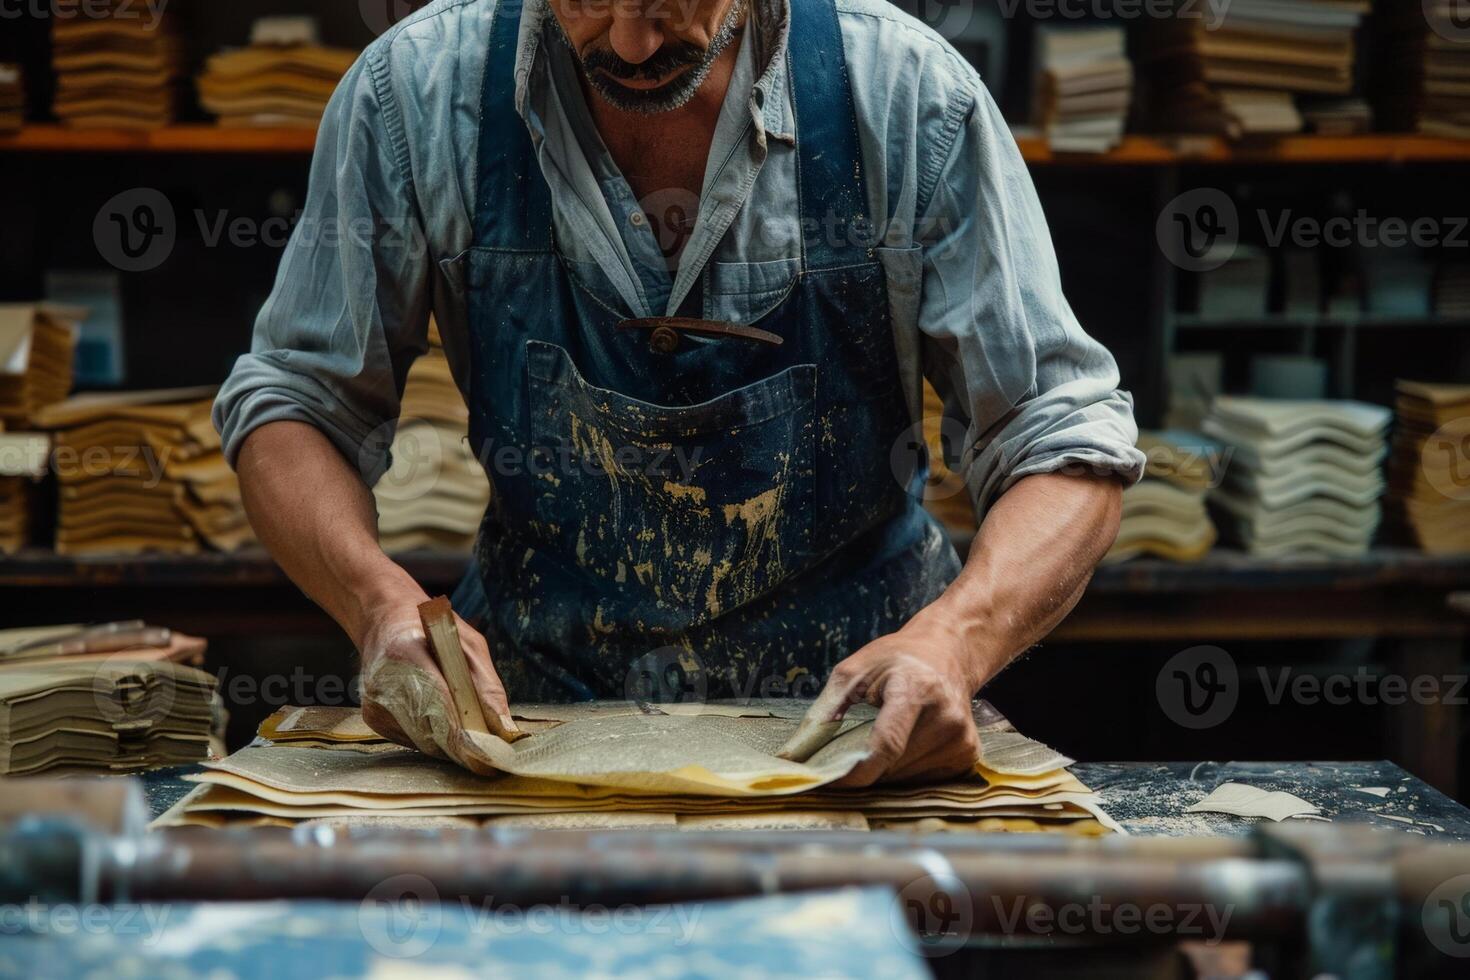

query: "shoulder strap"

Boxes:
[473, 0, 554, 250]
[787, 0, 873, 271]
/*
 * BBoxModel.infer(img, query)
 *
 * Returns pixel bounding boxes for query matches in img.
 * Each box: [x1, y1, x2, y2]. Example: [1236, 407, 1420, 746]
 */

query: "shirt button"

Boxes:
[629, 211, 646, 227]
[649, 326, 680, 354]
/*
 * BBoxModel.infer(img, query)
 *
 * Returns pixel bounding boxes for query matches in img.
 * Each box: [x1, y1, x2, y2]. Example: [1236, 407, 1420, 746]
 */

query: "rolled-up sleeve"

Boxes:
[918, 86, 1144, 517]
[212, 49, 431, 486]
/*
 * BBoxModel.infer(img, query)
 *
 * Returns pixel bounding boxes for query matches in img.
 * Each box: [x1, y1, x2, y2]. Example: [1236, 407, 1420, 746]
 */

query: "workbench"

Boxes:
[134, 759, 1470, 840]
[6, 547, 1469, 798]
[9, 761, 1470, 979]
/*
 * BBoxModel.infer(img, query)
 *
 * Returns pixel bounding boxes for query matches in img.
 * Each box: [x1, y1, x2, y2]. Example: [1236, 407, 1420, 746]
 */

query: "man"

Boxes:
[215, 0, 1144, 786]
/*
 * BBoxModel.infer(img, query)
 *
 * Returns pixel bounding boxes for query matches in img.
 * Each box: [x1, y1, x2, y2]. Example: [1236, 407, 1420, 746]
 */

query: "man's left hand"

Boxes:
[795, 613, 984, 788]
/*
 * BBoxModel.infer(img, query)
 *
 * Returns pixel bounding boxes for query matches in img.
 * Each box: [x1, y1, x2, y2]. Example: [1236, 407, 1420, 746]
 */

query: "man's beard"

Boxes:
[553, 0, 748, 114]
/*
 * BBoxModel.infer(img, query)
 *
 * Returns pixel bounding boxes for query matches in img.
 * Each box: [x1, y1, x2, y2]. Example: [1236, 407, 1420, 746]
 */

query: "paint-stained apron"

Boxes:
[453, 0, 960, 702]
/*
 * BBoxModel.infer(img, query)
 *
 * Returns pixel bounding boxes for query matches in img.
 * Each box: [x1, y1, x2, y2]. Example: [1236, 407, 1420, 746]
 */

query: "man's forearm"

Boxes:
[915, 471, 1124, 691]
[236, 420, 425, 645]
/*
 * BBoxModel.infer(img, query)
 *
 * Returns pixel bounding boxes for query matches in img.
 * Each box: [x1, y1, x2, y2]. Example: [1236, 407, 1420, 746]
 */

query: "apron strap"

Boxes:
[787, 0, 873, 272]
[474, 0, 554, 251]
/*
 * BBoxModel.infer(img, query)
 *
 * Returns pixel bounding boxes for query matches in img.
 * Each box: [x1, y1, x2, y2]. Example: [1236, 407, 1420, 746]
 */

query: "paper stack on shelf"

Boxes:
[1418, 3, 1470, 137]
[0, 631, 216, 776]
[0, 430, 48, 554]
[1432, 262, 1470, 318]
[375, 324, 489, 554]
[155, 701, 1120, 837]
[50, 0, 182, 129]
[33, 387, 254, 555]
[197, 17, 358, 128]
[0, 305, 80, 427]
[0, 63, 23, 132]
[1204, 397, 1391, 557]
[1136, 0, 1369, 137]
[1105, 431, 1218, 564]
[1032, 24, 1133, 153]
[1386, 381, 1470, 554]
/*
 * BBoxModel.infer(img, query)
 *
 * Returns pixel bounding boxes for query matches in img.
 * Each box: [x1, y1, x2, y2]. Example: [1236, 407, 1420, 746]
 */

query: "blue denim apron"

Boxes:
[454, 0, 960, 702]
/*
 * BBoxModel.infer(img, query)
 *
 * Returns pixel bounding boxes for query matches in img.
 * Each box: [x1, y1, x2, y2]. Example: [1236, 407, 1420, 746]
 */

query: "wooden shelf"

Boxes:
[1013, 133, 1470, 165]
[4, 125, 1470, 164]
[0, 124, 320, 154]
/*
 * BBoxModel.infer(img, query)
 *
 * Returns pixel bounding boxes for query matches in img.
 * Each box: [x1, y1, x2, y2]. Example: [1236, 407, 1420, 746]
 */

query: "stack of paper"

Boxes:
[1385, 381, 1470, 554]
[0, 430, 48, 554]
[155, 701, 1120, 836]
[0, 305, 80, 427]
[197, 18, 357, 128]
[0, 655, 215, 776]
[1433, 262, 1470, 318]
[50, 0, 182, 129]
[0, 63, 22, 132]
[1204, 397, 1391, 557]
[1032, 25, 1133, 153]
[33, 388, 254, 555]
[375, 325, 489, 554]
[1105, 431, 1218, 564]
[1418, 4, 1470, 137]
[1137, 0, 1369, 136]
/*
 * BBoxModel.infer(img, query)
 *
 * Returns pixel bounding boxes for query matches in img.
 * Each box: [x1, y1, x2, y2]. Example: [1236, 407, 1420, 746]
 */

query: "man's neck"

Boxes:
[581, 32, 743, 203]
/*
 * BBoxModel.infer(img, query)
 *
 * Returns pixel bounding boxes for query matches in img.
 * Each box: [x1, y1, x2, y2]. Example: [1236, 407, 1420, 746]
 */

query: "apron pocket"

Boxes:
[525, 339, 817, 626]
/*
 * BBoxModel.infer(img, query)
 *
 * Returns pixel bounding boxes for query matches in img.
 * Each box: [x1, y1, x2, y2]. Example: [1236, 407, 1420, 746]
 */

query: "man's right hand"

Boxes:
[357, 595, 512, 771]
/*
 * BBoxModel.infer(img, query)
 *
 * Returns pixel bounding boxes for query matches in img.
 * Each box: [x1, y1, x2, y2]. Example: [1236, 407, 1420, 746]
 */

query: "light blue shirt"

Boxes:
[213, 0, 1145, 517]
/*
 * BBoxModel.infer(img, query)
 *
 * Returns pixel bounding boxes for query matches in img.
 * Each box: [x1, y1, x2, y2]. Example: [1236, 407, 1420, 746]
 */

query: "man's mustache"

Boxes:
[582, 43, 704, 83]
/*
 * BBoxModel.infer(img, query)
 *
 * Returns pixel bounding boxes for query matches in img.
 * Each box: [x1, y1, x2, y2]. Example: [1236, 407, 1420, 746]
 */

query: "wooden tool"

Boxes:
[416, 596, 524, 743]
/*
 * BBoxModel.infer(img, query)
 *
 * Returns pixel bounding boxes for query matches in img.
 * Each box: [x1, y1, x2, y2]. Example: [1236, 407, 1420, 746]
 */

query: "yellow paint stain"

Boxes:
[663, 480, 708, 505]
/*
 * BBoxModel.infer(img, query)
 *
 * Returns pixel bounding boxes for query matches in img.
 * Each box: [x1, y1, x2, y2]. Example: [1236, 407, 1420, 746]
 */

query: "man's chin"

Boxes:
[588, 71, 702, 114]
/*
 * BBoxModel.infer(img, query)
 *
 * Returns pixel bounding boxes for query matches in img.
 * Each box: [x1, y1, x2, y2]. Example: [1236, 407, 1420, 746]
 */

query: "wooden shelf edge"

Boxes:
[0, 124, 320, 154]
[4, 126, 1470, 164]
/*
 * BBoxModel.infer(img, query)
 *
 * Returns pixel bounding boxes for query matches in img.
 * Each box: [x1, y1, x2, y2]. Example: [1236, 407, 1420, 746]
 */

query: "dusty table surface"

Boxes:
[138, 759, 1470, 839]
